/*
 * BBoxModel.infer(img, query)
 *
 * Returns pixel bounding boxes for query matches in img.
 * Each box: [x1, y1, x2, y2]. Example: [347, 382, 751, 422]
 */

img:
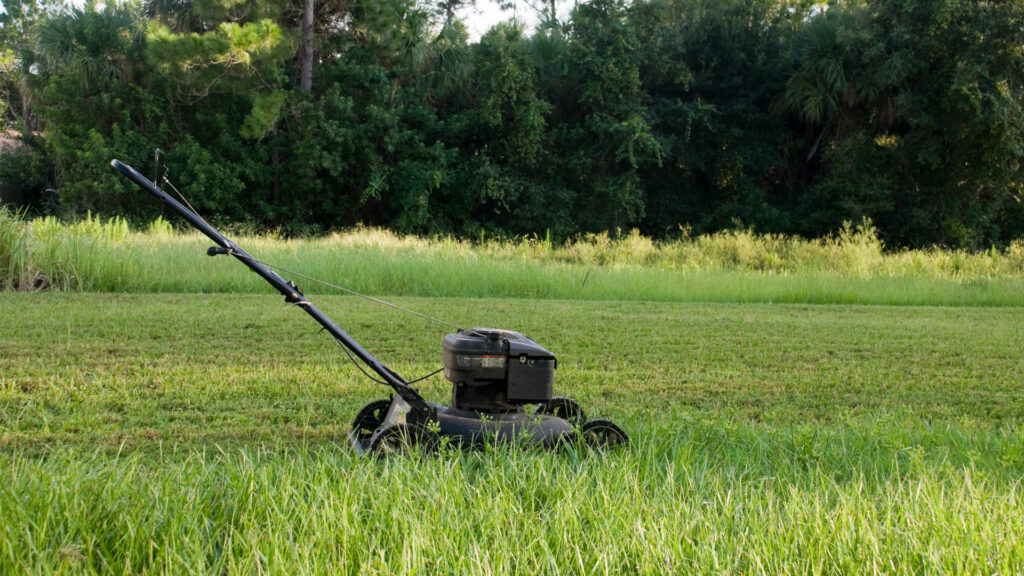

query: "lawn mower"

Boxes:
[111, 158, 629, 455]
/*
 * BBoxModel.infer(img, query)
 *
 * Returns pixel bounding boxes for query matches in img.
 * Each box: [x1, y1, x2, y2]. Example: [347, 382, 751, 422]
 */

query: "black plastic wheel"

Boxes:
[350, 399, 391, 444]
[369, 423, 439, 457]
[580, 418, 629, 448]
[533, 396, 587, 426]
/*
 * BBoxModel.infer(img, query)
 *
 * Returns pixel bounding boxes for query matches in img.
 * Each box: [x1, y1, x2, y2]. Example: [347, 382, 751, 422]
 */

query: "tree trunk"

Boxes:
[300, 0, 314, 93]
[271, 124, 281, 204]
[20, 89, 36, 136]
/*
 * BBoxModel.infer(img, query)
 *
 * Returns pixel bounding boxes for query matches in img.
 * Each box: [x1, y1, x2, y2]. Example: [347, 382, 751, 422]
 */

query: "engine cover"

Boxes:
[442, 328, 555, 411]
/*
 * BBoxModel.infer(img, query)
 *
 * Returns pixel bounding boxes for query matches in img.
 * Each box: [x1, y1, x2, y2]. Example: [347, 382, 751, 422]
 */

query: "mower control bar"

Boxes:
[110, 159, 431, 414]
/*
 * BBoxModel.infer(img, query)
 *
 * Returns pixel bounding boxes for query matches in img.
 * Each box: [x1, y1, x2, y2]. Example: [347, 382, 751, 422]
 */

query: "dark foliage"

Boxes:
[1, 0, 1022, 247]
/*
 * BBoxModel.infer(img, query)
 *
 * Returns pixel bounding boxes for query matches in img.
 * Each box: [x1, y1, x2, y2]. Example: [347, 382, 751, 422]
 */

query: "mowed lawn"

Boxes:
[1, 293, 1023, 574]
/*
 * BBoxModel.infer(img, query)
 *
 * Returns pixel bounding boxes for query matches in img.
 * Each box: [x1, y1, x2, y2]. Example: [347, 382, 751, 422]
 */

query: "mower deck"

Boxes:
[349, 397, 578, 454]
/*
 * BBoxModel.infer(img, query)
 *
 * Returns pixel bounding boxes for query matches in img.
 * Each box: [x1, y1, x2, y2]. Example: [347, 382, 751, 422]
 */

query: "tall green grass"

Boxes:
[0, 207, 132, 291]
[2, 207, 1023, 305]
[3, 416, 1022, 575]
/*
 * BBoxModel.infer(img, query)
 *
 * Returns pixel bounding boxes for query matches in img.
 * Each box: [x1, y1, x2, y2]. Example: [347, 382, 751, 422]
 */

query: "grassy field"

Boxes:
[2, 292, 1022, 574]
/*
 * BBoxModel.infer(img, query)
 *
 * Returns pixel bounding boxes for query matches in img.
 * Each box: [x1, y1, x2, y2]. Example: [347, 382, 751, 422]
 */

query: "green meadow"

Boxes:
[2, 293, 1023, 574]
[1, 211, 1023, 573]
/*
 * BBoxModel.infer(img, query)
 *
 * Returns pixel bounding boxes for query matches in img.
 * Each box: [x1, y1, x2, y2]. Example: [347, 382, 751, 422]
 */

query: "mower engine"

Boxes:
[443, 328, 555, 412]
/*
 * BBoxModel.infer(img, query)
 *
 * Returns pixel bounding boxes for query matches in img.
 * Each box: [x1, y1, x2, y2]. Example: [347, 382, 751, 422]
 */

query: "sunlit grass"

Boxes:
[3, 422, 1022, 575]
[2, 206, 1023, 573]
[1, 293, 1022, 573]
[2, 207, 1022, 305]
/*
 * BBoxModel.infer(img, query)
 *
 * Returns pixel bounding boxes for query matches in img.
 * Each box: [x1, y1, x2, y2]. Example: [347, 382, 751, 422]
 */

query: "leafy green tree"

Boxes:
[782, 0, 1024, 247]
[143, 0, 340, 224]
[777, 2, 897, 235]
[0, 0, 55, 210]
[440, 21, 575, 236]
[549, 0, 661, 232]
[266, 0, 456, 232]
[3, 0, 1021, 245]
[634, 0, 795, 235]
[28, 3, 166, 215]
[885, 0, 1024, 247]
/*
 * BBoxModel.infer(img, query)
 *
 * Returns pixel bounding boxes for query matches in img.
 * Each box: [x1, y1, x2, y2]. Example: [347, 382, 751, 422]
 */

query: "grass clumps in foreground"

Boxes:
[3, 420, 1022, 574]
[1, 207, 1023, 305]
[1, 293, 1022, 573]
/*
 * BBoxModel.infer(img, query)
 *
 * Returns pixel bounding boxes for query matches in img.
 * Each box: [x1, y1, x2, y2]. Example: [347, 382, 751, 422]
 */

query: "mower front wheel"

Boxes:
[351, 399, 392, 445]
[369, 423, 439, 457]
[580, 419, 629, 449]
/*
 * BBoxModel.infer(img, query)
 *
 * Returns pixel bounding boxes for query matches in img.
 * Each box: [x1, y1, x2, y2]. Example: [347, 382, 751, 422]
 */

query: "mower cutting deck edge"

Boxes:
[112, 158, 629, 455]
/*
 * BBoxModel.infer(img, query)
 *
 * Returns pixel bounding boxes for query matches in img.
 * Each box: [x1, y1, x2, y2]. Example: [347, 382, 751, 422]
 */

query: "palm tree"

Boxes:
[779, 6, 877, 159]
[32, 5, 143, 95]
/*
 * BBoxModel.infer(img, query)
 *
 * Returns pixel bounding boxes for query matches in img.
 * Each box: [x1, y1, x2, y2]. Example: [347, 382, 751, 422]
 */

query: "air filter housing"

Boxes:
[442, 328, 555, 411]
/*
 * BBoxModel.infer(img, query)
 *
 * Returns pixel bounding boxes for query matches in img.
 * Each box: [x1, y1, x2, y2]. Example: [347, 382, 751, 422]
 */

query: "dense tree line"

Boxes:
[1, 0, 1022, 247]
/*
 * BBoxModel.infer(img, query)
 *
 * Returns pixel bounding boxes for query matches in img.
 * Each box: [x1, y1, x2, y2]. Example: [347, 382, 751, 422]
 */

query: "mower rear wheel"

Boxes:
[580, 419, 629, 449]
[351, 399, 392, 444]
[533, 396, 587, 426]
[369, 423, 439, 456]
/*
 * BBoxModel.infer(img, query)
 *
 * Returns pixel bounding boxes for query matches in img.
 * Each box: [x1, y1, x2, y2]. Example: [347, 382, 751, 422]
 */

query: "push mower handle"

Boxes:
[111, 159, 233, 251]
[111, 159, 304, 302]
[110, 158, 432, 414]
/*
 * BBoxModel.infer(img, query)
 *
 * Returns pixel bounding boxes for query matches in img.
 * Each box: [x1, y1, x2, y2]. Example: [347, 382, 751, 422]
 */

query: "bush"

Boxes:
[0, 136, 55, 210]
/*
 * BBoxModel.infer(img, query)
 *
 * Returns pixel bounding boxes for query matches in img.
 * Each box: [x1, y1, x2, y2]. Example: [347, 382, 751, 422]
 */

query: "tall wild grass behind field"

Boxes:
[1, 207, 1022, 304]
